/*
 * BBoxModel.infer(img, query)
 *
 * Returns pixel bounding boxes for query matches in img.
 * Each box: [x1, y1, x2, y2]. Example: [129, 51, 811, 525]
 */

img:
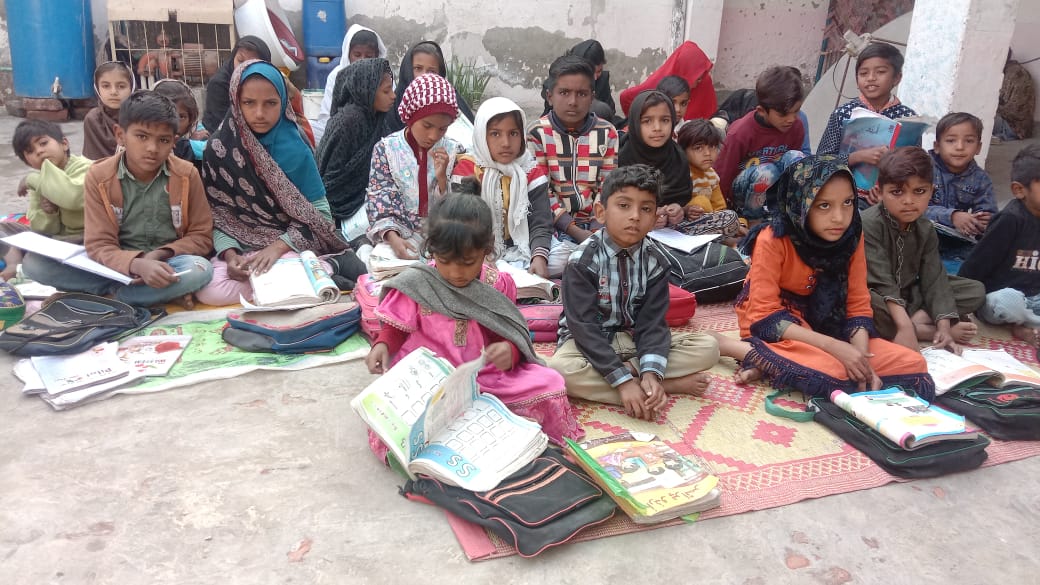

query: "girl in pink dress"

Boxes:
[364, 194, 583, 462]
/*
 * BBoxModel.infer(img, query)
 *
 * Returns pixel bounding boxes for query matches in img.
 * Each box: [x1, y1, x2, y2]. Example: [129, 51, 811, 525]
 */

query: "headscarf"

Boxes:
[618, 90, 692, 207]
[397, 73, 458, 124]
[620, 41, 717, 120]
[471, 97, 537, 262]
[203, 60, 345, 255]
[202, 36, 272, 132]
[383, 40, 475, 134]
[740, 155, 860, 339]
[83, 61, 137, 160]
[317, 25, 388, 127]
[316, 58, 392, 220]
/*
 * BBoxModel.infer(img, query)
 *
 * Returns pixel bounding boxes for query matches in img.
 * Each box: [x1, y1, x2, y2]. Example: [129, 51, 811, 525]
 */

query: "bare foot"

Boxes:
[735, 367, 762, 385]
[1012, 324, 1040, 347]
[950, 321, 978, 344]
[171, 293, 196, 310]
[663, 372, 712, 396]
[711, 331, 751, 361]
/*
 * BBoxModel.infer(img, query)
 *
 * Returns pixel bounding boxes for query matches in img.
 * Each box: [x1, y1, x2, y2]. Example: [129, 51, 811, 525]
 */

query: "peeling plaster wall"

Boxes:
[712, 0, 829, 90]
[1010, 0, 1040, 123]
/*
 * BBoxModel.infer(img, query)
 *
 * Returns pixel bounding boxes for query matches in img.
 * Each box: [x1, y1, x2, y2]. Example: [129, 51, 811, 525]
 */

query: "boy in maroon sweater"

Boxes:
[715, 66, 806, 221]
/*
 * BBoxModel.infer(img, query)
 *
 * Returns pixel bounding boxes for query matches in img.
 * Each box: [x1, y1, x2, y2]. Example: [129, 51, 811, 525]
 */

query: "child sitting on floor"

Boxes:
[529, 54, 619, 277]
[715, 155, 935, 400]
[152, 79, 204, 172]
[926, 112, 997, 255]
[23, 91, 214, 308]
[451, 97, 553, 277]
[548, 164, 721, 421]
[365, 194, 583, 462]
[715, 66, 807, 222]
[656, 75, 691, 134]
[676, 119, 743, 238]
[959, 144, 1040, 347]
[863, 146, 985, 351]
[83, 61, 136, 160]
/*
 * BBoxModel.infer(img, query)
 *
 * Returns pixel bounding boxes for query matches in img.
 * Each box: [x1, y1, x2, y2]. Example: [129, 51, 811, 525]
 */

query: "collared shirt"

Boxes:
[116, 155, 177, 253]
[558, 230, 671, 387]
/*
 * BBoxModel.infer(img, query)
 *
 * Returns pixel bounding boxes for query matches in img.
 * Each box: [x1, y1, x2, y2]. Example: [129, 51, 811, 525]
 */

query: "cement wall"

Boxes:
[1009, 0, 1040, 124]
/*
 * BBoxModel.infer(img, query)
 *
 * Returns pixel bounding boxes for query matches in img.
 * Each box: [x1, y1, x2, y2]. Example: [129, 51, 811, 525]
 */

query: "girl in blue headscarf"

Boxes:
[198, 60, 364, 306]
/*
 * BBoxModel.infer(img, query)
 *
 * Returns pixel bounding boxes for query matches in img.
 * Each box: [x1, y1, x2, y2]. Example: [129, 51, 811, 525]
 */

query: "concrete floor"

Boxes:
[1, 116, 1039, 584]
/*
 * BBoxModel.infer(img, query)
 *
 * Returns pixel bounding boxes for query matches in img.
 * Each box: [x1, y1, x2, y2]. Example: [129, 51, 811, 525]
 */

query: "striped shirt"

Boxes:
[558, 230, 672, 387]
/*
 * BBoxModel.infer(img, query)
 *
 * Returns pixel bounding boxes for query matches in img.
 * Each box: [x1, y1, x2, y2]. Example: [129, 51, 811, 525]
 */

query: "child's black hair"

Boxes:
[589, 100, 613, 121]
[856, 42, 905, 76]
[676, 119, 723, 150]
[93, 61, 133, 85]
[935, 111, 983, 141]
[118, 90, 179, 134]
[568, 39, 606, 67]
[545, 54, 594, 93]
[600, 164, 661, 205]
[12, 119, 67, 164]
[635, 90, 673, 119]
[878, 146, 933, 187]
[656, 75, 690, 99]
[152, 80, 199, 137]
[755, 66, 804, 114]
[422, 193, 494, 261]
[412, 42, 444, 68]
[1011, 143, 1040, 186]
[350, 30, 379, 52]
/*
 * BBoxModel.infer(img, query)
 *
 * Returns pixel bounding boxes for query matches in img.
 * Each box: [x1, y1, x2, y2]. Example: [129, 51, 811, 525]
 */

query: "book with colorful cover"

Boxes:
[829, 387, 978, 449]
[840, 109, 932, 192]
[350, 347, 548, 492]
[245, 250, 340, 310]
[565, 432, 720, 524]
[116, 335, 192, 376]
[922, 347, 1040, 395]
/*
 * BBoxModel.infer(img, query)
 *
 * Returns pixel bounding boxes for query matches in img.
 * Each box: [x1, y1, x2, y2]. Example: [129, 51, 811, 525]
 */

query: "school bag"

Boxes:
[519, 303, 563, 343]
[935, 386, 1040, 441]
[222, 302, 361, 353]
[402, 447, 617, 557]
[658, 241, 748, 303]
[0, 282, 26, 330]
[353, 274, 383, 339]
[808, 397, 990, 479]
[0, 292, 158, 356]
[666, 283, 697, 326]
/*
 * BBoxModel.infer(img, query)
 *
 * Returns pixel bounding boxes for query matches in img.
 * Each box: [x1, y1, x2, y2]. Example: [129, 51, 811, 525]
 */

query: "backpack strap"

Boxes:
[764, 390, 815, 422]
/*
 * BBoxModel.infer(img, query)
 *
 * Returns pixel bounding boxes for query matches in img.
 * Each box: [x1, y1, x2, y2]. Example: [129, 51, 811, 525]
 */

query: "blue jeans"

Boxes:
[22, 252, 213, 306]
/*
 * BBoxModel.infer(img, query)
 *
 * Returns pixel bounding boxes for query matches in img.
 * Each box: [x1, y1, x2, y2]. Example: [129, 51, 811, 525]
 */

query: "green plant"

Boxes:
[446, 56, 492, 108]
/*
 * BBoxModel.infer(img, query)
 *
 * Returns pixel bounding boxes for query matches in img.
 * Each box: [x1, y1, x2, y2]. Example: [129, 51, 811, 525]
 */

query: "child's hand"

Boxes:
[250, 240, 291, 275]
[618, 380, 652, 420]
[685, 204, 705, 220]
[654, 210, 668, 229]
[640, 373, 667, 418]
[932, 321, 961, 355]
[952, 211, 986, 238]
[825, 338, 875, 387]
[366, 343, 390, 374]
[865, 185, 882, 205]
[17, 177, 29, 198]
[848, 146, 887, 167]
[386, 231, 419, 260]
[431, 148, 449, 178]
[191, 128, 210, 141]
[483, 341, 514, 371]
[528, 256, 549, 278]
[224, 250, 251, 282]
[39, 197, 59, 214]
[131, 257, 178, 288]
[973, 211, 992, 230]
[664, 203, 684, 225]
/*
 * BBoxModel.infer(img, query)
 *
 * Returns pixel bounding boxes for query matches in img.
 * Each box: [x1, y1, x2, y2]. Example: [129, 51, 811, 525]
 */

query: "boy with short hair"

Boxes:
[22, 91, 214, 307]
[529, 54, 619, 276]
[674, 119, 742, 237]
[926, 112, 997, 242]
[863, 146, 985, 352]
[1, 121, 93, 280]
[715, 66, 807, 221]
[959, 144, 1040, 345]
[547, 164, 720, 421]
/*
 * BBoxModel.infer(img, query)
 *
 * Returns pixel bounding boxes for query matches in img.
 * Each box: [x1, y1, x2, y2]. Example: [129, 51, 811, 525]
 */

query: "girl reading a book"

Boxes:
[364, 194, 583, 462]
[450, 97, 553, 277]
[714, 155, 936, 400]
[197, 60, 365, 306]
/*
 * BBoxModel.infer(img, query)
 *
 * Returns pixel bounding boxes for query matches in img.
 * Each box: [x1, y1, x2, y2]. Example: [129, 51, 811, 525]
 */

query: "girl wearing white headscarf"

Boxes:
[313, 24, 388, 143]
[451, 97, 553, 277]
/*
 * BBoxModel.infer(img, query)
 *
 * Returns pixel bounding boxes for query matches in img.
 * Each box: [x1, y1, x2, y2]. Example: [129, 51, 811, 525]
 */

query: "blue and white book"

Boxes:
[829, 386, 977, 450]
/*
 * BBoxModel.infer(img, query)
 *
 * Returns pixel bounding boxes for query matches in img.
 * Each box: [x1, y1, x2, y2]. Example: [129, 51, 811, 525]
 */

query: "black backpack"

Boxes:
[0, 293, 160, 356]
[658, 241, 749, 303]
[935, 386, 1040, 441]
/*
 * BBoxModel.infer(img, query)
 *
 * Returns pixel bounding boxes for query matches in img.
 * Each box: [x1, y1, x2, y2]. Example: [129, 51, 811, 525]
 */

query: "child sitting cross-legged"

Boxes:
[364, 194, 583, 463]
[677, 119, 744, 238]
[714, 155, 935, 401]
[863, 146, 985, 351]
[22, 91, 214, 307]
[547, 164, 721, 421]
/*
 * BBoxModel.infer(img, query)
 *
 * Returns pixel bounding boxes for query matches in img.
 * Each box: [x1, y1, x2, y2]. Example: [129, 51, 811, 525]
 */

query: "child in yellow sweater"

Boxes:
[675, 120, 743, 238]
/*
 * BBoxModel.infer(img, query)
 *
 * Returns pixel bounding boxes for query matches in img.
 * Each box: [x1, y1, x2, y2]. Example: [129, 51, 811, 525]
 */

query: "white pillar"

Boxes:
[677, 0, 725, 60]
[900, 0, 1019, 164]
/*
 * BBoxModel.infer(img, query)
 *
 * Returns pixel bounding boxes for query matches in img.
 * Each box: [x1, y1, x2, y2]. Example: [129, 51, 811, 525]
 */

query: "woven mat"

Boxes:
[453, 303, 1040, 561]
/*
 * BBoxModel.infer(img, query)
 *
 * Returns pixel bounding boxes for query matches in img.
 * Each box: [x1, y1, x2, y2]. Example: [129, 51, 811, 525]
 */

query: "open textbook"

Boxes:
[1, 231, 132, 285]
[495, 260, 559, 301]
[566, 432, 720, 524]
[829, 387, 977, 450]
[647, 229, 719, 254]
[350, 347, 548, 492]
[922, 347, 1040, 395]
[245, 251, 340, 309]
[840, 108, 931, 191]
